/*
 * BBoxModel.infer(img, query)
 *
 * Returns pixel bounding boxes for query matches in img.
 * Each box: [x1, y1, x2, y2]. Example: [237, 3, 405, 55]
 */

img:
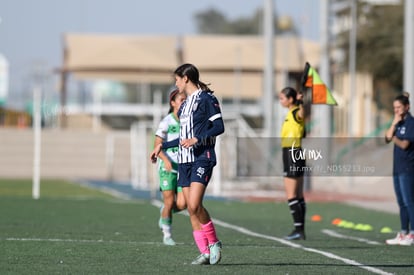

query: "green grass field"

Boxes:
[1, 179, 413, 274]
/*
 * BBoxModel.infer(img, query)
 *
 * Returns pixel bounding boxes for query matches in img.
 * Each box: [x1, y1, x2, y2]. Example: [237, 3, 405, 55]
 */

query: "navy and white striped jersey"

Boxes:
[178, 89, 222, 163]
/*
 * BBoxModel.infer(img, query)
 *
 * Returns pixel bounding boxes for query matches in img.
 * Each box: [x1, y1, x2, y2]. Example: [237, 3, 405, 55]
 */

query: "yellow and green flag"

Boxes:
[301, 62, 337, 105]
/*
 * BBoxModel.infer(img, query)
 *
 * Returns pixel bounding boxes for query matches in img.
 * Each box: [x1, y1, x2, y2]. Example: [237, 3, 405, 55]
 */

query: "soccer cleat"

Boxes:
[208, 241, 222, 265]
[386, 232, 405, 245]
[191, 253, 210, 265]
[284, 230, 306, 240]
[163, 236, 176, 246]
[399, 233, 414, 246]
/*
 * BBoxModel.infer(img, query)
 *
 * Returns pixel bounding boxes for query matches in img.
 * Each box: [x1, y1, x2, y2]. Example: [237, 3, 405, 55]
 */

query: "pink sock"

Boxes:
[193, 230, 209, 254]
[201, 220, 219, 245]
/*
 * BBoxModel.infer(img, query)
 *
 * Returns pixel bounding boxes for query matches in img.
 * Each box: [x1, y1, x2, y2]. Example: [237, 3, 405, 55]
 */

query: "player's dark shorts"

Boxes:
[178, 159, 216, 187]
[282, 147, 306, 178]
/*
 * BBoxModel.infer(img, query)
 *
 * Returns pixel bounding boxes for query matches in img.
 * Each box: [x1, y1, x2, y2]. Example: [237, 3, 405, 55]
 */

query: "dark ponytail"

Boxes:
[174, 63, 213, 93]
[281, 87, 299, 105]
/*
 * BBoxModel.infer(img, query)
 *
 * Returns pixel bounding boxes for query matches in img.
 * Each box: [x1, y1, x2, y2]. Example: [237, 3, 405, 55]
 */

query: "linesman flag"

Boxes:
[301, 62, 337, 105]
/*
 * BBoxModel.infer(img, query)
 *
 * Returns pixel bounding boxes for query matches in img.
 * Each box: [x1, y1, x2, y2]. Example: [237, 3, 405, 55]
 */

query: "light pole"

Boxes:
[318, 0, 332, 138]
[404, 0, 414, 98]
[348, 0, 357, 137]
[263, 0, 275, 137]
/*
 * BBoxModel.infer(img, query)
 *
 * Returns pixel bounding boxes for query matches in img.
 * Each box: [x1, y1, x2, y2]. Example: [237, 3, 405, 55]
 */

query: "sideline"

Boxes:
[152, 200, 392, 275]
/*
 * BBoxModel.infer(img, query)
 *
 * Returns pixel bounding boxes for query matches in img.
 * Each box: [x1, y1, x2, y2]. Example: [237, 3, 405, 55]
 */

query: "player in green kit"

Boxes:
[154, 89, 187, 245]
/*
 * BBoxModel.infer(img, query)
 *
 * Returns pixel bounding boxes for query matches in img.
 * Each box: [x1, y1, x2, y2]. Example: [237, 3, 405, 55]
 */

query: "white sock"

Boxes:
[162, 224, 172, 238]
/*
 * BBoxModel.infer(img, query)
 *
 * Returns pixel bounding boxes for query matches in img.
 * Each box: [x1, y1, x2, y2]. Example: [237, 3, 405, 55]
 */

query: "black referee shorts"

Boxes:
[282, 147, 306, 178]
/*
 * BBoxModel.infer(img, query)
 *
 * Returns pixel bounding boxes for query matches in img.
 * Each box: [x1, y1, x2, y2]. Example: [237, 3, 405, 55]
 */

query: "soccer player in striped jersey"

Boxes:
[154, 89, 187, 246]
[279, 87, 307, 240]
[151, 63, 225, 265]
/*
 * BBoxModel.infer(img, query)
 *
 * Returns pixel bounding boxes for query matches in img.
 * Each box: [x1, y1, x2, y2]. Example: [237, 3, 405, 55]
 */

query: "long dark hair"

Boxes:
[168, 89, 180, 114]
[281, 87, 299, 105]
[174, 63, 212, 93]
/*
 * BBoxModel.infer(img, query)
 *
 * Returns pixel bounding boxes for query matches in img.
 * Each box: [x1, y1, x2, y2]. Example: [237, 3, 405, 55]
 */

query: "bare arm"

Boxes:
[385, 124, 396, 143]
[153, 136, 172, 171]
[296, 92, 305, 120]
[296, 92, 305, 121]
[391, 136, 411, 150]
[150, 143, 162, 163]
[150, 137, 180, 163]
[385, 114, 411, 149]
[296, 102, 305, 121]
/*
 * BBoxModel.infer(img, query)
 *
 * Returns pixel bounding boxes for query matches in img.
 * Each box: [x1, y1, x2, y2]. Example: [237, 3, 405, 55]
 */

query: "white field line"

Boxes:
[322, 229, 382, 245]
[3, 237, 172, 245]
[77, 180, 133, 200]
[3, 199, 391, 275]
[151, 200, 392, 275]
[2, 238, 282, 249]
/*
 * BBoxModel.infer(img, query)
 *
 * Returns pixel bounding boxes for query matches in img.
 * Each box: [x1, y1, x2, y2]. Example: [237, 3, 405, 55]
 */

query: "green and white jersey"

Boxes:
[155, 113, 180, 173]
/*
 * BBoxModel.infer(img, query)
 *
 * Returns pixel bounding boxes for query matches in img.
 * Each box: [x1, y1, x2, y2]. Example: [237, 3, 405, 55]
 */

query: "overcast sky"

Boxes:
[0, 0, 319, 107]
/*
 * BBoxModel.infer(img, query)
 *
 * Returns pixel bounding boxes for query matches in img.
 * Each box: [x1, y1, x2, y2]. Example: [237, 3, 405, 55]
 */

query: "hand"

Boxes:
[392, 113, 403, 126]
[180, 137, 198, 148]
[295, 92, 304, 106]
[149, 143, 162, 163]
[163, 160, 173, 172]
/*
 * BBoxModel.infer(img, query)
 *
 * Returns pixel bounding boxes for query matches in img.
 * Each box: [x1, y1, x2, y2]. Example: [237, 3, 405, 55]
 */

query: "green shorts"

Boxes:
[159, 169, 182, 192]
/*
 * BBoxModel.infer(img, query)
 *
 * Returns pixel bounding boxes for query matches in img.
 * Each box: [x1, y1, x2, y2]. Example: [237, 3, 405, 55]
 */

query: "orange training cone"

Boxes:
[311, 215, 322, 222]
[331, 218, 342, 225]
